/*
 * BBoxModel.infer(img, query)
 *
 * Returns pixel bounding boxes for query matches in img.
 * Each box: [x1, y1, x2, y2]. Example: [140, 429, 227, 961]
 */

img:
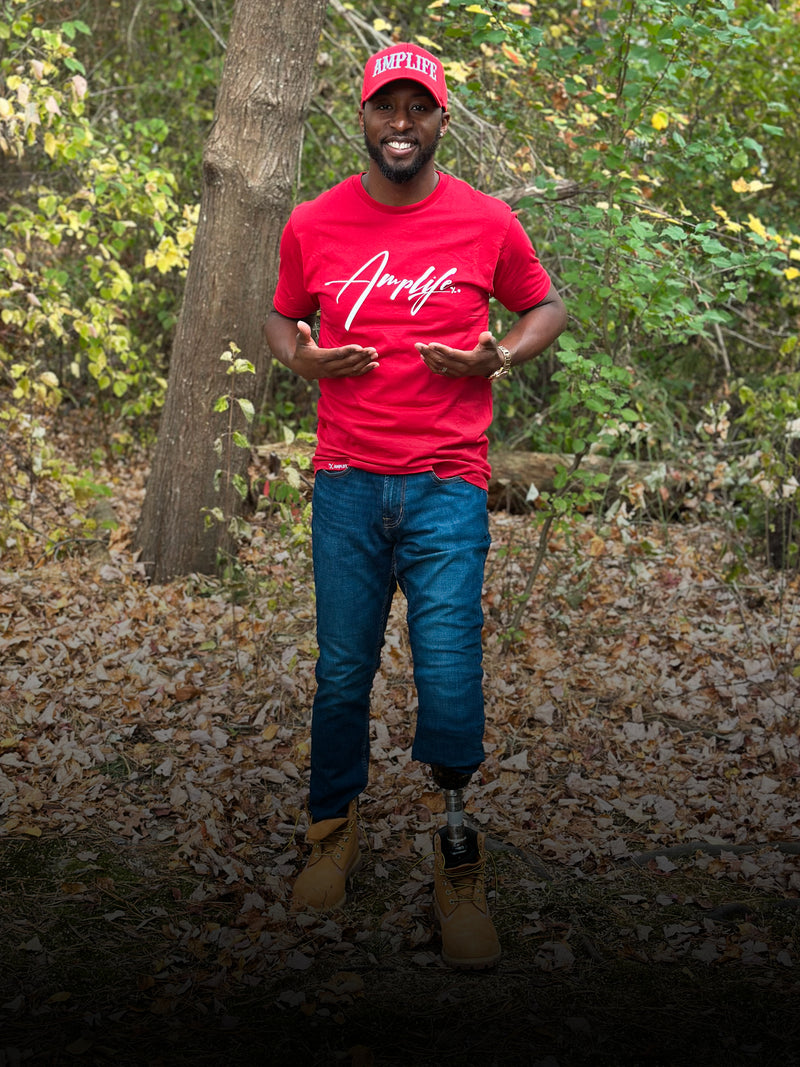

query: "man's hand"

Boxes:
[289, 321, 379, 380]
[415, 330, 503, 379]
[292, 320, 381, 379]
[265, 313, 379, 381]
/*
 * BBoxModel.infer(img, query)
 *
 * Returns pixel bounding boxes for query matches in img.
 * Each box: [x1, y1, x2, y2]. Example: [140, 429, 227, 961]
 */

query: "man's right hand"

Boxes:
[265, 312, 379, 380]
[290, 320, 379, 380]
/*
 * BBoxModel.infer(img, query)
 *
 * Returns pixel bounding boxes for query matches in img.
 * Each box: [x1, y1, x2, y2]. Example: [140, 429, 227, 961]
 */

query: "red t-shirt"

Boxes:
[272, 172, 551, 489]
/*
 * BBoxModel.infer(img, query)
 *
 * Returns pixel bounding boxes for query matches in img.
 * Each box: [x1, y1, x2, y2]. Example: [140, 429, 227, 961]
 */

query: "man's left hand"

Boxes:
[415, 331, 504, 378]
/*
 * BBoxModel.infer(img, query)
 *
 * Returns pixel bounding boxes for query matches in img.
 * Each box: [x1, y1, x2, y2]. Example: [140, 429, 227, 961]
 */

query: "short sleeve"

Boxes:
[271, 215, 320, 320]
[492, 214, 552, 313]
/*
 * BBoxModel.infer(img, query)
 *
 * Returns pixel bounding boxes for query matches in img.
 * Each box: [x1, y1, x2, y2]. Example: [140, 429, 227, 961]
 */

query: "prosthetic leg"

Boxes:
[430, 764, 501, 968]
[430, 764, 472, 859]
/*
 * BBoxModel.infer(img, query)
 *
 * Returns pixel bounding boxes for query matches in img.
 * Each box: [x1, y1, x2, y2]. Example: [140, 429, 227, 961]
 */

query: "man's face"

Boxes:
[360, 79, 450, 184]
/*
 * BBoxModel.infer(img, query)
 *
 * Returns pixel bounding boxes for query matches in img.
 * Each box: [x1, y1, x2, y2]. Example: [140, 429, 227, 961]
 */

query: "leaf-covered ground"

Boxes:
[1, 439, 799, 1066]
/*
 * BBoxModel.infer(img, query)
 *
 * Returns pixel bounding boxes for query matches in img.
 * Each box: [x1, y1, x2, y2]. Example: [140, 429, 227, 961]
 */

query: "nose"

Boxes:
[389, 107, 413, 130]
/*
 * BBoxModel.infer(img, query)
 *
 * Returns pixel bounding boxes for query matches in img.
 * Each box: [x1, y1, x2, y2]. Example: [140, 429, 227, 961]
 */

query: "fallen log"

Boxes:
[254, 442, 686, 513]
[485, 450, 684, 511]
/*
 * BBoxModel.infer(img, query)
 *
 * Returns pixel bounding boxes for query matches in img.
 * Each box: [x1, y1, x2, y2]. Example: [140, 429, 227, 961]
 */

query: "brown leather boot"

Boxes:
[433, 825, 501, 969]
[291, 799, 361, 911]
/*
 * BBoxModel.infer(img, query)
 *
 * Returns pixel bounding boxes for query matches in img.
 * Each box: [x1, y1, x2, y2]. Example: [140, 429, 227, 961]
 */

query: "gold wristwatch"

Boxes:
[488, 344, 512, 380]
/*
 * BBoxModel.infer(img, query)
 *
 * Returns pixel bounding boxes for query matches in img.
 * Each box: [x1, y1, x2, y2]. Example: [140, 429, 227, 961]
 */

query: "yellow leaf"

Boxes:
[784, 268, 800, 281]
[466, 4, 490, 12]
[651, 111, 669, 131]
[732, 177, 773, 193]
[43, 131, 57, 157]
[18, 825, 42, 837]
[416, 35, 440, 51]
[155, 247, 182, 273]
[443, 60, 471, 84]
[372, 17, 392, 31]
[747, 213, 768, 240]
[0, 97, 14, 119]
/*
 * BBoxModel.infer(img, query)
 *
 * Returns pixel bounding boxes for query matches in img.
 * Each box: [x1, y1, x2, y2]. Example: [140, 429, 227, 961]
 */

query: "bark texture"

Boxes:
[135, 0, 327, 582]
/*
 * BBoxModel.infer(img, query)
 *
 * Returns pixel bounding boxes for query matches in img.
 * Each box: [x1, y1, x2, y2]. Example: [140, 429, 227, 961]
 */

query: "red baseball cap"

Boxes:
[361, 43, 448, 110]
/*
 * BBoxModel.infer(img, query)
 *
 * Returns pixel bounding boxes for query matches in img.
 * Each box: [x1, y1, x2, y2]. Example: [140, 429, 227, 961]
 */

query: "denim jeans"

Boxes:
[309, 467, 491, 820]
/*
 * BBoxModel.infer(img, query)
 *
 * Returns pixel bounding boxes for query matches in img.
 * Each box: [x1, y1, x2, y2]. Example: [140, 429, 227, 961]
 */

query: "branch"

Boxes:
[620, 840, 800, 866]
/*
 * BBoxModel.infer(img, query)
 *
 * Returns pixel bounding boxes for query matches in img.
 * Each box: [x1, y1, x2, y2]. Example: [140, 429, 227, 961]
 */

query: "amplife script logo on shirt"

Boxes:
[324, 250, 461, 330]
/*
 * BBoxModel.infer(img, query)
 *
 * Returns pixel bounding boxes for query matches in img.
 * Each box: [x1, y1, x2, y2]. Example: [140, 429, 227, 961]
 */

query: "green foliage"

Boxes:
[498, 335, 635, 644]
[0, 358, 113, 556]
[0, 4, 191, 419]
[2, 0, 800, 571]
[429, 0, 795, 394]
[423, 0, 800, 573]
[730, 374, 800, 569]
[206, 344, 256, 537]
[0, 0, 201, 555]
[261, 426, 314, 550]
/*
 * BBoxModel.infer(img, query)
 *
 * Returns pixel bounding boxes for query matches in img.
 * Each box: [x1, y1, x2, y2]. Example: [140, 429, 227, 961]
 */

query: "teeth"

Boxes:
[387, 141, 414, 149]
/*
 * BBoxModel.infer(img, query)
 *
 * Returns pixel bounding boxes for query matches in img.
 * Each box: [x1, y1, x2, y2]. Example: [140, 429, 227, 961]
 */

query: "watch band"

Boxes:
[488, 344, 512, 380]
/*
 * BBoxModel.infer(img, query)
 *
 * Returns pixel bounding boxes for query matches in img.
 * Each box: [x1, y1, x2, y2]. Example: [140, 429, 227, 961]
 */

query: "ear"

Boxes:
[440, 109, 451, 134]
[358, 106, 365, 133]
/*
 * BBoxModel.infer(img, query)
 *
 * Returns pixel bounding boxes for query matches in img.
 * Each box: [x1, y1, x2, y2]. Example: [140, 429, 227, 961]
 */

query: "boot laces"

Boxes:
[445, 859, 484, 903]
[313, 820, 354, 860]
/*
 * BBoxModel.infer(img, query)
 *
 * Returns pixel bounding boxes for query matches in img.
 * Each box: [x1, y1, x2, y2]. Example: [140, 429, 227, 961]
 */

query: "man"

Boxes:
[265, 42, 567, 970]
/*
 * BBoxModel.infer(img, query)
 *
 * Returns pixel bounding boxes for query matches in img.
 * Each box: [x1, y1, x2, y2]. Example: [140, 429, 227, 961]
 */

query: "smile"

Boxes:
[385, 139, 417, 155]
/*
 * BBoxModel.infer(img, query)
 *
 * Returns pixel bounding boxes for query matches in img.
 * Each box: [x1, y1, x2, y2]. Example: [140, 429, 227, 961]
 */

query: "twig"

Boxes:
[620, 840, 800, 867]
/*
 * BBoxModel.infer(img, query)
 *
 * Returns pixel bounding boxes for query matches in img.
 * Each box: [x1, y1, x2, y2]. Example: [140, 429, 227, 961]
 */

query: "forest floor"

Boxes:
[1, 423, 799, 1066]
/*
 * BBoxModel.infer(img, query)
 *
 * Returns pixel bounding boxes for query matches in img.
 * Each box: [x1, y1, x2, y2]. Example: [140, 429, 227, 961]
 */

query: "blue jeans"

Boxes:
[309, 467, 491, 820]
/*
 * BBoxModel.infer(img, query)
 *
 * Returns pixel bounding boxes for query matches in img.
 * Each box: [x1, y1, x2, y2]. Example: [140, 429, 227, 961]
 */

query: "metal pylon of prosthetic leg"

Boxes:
[431, 765, 472, 858]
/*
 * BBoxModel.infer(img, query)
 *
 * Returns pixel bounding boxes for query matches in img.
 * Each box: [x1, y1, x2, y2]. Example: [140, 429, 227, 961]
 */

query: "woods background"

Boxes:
[1, 2, 799, 1064]
[1, 0, 799, 576]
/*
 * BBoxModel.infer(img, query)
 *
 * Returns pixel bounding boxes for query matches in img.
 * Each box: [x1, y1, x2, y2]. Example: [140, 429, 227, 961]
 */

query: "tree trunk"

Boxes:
[134, 0, 327, 582]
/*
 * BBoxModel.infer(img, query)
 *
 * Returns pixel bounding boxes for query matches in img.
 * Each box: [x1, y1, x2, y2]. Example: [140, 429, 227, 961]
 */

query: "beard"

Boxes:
[363, 125, 443, 184]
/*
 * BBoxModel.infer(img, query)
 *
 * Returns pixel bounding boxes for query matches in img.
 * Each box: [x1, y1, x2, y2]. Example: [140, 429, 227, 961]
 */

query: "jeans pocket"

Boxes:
[427, 470, 464, 486]
[317, 465, 352, 480]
